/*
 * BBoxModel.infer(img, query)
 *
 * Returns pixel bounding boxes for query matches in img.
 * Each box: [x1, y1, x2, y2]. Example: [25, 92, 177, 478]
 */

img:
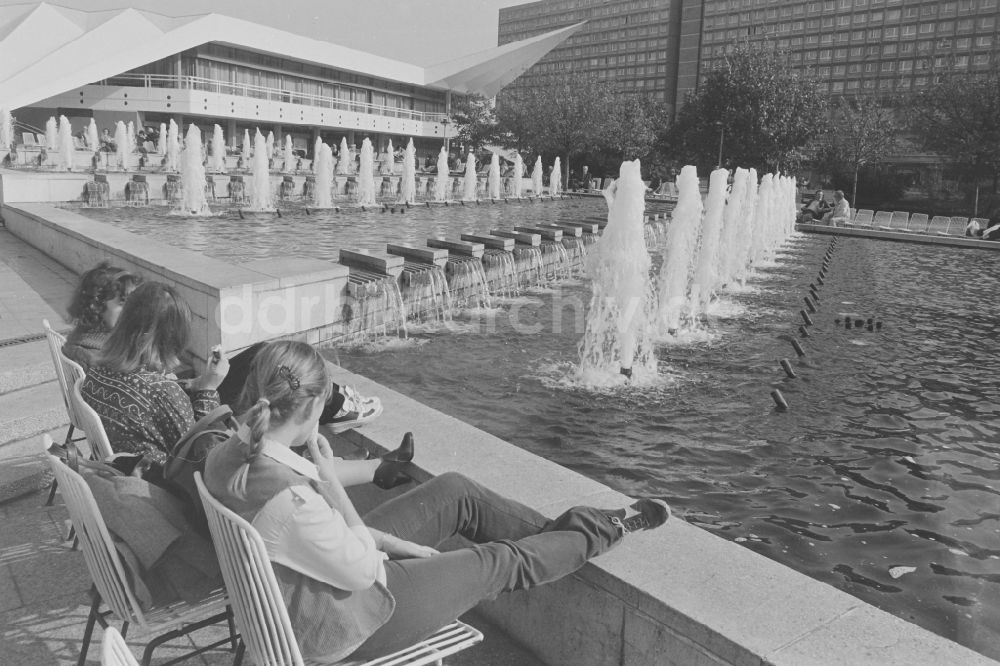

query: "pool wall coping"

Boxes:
[797, 223, 1000, 250]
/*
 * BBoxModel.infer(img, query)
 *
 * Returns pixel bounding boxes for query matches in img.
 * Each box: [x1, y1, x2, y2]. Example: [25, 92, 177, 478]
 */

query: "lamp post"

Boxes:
[716, 120, 725, 169]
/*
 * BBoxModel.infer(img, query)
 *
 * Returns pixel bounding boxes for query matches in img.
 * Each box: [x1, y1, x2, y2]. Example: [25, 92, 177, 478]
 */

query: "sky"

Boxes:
[0, 0, 533, 65]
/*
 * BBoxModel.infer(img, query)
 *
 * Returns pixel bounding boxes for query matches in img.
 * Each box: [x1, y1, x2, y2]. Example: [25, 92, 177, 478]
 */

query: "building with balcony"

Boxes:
[498, 0, 683, 116]
[0, 2, 581, 159]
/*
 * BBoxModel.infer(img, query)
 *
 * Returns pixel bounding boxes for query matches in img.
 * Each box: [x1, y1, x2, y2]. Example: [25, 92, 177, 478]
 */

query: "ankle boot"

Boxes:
[373, 433, 415, 490]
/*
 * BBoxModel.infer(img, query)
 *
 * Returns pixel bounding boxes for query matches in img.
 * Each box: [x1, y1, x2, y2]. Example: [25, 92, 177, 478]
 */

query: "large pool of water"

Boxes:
[331, 236, 1000, 659]
[72, 198, 652, 263]
[75, 200, 1000, 658]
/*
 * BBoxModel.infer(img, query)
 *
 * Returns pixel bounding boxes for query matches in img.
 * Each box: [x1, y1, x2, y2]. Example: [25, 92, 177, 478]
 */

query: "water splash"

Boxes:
[157, 122, 166, 155]
[716, 168, 750, 290]
[462, 152, 478, 202]
[551, 157, 562, 195]
[58, 115, 73, 171]
[210, 124, 226, 172]
[579, 159, 656, 383]
[250, 129, 273, 211]
[357, 138, 377, 206]
[656, 165, 703, 335]
[447, 257, 493, 309]
[435, 147, 450, 201]
[178, 123, 211, 216]
[241, 129, 251, 168]
[382, 140, 395, 175]
[531, 156, 543, 196]
[167, 120, 181, 172]
[689, 168, 730, 319]
[87, 119, 99, 154]
[398, 138, 416, 204]
[482, 249, 519, 298]
[45, 117, 57, 151]
[282, 135, 294, 174]
[512, 153, 524, 198]
[488, 152, 501, 199]
[338, 137, 351, 175]
[115, 121, 130, 171]
[314, 141, 334, 208]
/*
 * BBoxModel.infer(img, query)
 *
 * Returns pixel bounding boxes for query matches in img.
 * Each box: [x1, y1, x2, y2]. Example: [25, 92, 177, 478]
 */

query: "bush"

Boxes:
[830, 170, 906, 208]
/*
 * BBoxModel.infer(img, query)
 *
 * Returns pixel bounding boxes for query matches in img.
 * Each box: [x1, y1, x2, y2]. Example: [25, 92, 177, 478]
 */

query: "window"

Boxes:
[919, 23, 934, 34]
[903, 7, 918, 18]
[899, 60, 912, 71]
[870, 10, 883, 21]
[978, 17, 996, 30]
[902, 25, 916, 37]
[867, 45, 879, 55]
[885, 26, 899, 38]
[900, 42, 914, 53]
[832, 81, 845, 92]
[957, 19, 973, 31]
[956, 37, 971, 48]
[863, 79, 876, 89]
[868, 28, 881, 39]
[847, 80, 860, 89]
[826, 16, 838, 26]
[820, 49, 832, 59]
[887, 9, 901, 20]
[852, 29, 864, 39]
[897, 78, 911, 89]
[938, 21, 954, 33]
[835, 47, 848, 58]
[821, 33, 834, 43]
[938, 38, 953, 48]
[864, 62, 876, 72]
[915, 75, 927, 86]
[879, 79, 893, 88]
[849, 63, 862, 72]
[975, 35, 994, 47]
[940, 1, 957, 13]
[920, 3, 936, 15]
[853, 13, 867, 23]
[973, 53, 991, 65]
[883, 43, 897, 54]
[881, 61, 894, 71]
[833, 64, 846, 74]
[851, 46, 863, 55]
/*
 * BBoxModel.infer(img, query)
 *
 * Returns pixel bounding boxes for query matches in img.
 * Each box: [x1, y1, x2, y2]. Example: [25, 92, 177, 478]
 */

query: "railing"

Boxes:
[93, 74, 443, 124]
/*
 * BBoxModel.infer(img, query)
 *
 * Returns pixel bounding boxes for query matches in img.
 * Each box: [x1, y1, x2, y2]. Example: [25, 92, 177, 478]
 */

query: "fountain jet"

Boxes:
[512, 153, 523, 198]
[179, 123, 210, 215]
[688, 168, 729, 318]
[45, 117, 57, 151]
[250, 129, 273, 211]
[283, 135, 294, 173]
[434, 147, 450, 202]
[338, 137, 351, 175]
[578, 159, 655, 383]
[1, 108, 14, 154]
[398, 138, 416, 204]
[167, 119, 180, 172]
[114, 121, 129, 171]
[656, 165, 703, 335]
[381, 140, 394, 175]
[488, 152, 501, 199]
[87, 119, 99, 154]
[157, 122, 166, 155]
[58, 115, 73, 171]
[314, 141, 334, 208]
[462, 151, 478, 202]
[356, 137, 377, 206]
[210, 124, 226, 172]
[551, 157, 561, 196]
[531, 156, 543, 196]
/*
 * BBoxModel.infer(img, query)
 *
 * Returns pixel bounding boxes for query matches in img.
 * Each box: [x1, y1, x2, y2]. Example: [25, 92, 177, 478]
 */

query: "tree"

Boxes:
[663, 43, 827, 172]
[814, 95, 898, 205]
[494, 73, 662, 180]
[907, 69, 1000, 212]
[450, 95, 499, 151]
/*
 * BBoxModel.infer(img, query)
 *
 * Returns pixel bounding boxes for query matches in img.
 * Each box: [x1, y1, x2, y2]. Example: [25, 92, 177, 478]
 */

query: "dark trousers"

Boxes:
[216, 342, 346, 421]
[350, 472, 622, 658]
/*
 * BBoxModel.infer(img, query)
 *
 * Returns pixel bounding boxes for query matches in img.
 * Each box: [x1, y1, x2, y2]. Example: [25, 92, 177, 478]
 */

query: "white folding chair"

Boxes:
[68, 374, 115, 462]
[101, 627, 139, 666]
[907, 213, 929, 233]
[195, 473, 484, 666]
[42, 320, 86, 447]
[42, 438, 237, 666]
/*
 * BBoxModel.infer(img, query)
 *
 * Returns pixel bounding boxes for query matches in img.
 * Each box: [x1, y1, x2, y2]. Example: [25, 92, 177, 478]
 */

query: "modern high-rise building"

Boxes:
[500, 0, 999, 111]
[498, 0, 682, 114]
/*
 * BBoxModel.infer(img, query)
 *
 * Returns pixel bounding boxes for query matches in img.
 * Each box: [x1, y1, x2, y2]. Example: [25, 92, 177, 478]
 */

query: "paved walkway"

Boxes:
[0, 224, 543, 665]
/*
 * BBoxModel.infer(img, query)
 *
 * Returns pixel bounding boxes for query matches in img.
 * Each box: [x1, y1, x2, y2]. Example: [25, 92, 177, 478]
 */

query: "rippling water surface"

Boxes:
[334, 236, 1000, 659]
[78, 201, 1000, 657]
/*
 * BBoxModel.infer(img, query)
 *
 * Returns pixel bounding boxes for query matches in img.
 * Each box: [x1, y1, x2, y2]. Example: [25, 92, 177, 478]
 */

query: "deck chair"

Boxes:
[873, 211, 892, 229]
[101, 627, 139, 666]
[907, 213, 929, 233]
[852, 209, 874, 227]
[43, 438, 237, 666]
[888, 211, 909, 230]
[194, 472, 484, 666]
[42, 320, 90, 507]
[926, 215, 952, 235]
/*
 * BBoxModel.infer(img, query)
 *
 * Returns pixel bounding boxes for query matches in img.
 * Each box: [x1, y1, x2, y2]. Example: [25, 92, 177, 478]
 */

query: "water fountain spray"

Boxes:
[126, 121, 135, 157]
[578, 159, 655, 383]
[656, 165, 703, 335]
[338, 137, 351, 175]
[45, 117, 58, 151]
[512, 153, 523, 198]
[531, 156, 543, 196]
[462, 151, 478, 202]
[314, 141, 333, 208]
[157, 122, 166, 155]
[211, 124, 226, 172]
[551, 157, 562, 196]
[488, 152, 501, 199]
[250, 129, 273, 211]
[398, 138, 416, 204]
[240, 129, 251, 167]
[716, 168, 749, 288]
[179, 123, 210, 215]
[283, 135, 294, 173]
[382, 140, 394, 175]
[114, 121, 129, 171]
[58, 115, 73, 171]
[87, 119, 99, 154]
[0, 108, 13, 153]
[357, 137, 377, 206]
[167, 119, 180, 172]
[434, 147, 450, 202]
[688, 168, 729, 318]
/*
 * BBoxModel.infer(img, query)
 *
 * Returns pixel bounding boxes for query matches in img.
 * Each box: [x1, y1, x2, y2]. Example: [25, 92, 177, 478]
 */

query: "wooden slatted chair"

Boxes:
[101, 627, 139, 666]
[907, 213, 929, 233]
[872, 211, 892, 229]
[42, 437, 238, 666]
[852, 209, 874, 227]
[194, 472, 484, 666]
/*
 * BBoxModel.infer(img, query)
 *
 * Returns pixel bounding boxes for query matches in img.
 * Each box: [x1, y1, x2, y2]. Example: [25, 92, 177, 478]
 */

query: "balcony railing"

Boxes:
[94, 74, 443, 123]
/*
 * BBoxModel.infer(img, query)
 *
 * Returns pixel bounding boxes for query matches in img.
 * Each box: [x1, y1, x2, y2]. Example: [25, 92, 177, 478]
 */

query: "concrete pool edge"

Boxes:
[332, 366, 994, 666]
[1, 200, 992, 664]
[797, 223, 1000, 250]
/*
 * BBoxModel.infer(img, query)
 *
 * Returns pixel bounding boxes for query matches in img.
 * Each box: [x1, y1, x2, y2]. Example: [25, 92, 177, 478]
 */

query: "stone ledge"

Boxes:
[326, 362, 995, 666]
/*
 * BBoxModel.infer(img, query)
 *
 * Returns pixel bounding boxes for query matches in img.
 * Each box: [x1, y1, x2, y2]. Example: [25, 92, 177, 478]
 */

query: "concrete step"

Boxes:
[0, 381, 67, 448]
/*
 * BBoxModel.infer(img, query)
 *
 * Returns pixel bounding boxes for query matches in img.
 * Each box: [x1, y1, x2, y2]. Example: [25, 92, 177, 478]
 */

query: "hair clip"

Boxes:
[278, 365, 300, 391]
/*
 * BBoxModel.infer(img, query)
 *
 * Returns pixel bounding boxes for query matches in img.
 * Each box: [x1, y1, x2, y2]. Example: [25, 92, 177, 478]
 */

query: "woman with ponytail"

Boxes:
[204, 340, 671, 663]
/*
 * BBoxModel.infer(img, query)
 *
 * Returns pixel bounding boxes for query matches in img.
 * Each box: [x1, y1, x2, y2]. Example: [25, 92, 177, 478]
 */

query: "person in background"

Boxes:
[203, 340, 671, 664]
[800, 190, 829, 223]
[63, 262, 143, 370]
[822, 190, 851, 227]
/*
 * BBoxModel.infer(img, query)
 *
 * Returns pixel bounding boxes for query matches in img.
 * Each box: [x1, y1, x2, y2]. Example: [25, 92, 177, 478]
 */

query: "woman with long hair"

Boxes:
[81, 281, 229, 464]
[203, 340, 670, 663]
[63, 261, 142, 369]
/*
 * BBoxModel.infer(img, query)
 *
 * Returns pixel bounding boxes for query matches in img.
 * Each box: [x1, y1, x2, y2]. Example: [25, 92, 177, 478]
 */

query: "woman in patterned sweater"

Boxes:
[81, 281, 230, 465]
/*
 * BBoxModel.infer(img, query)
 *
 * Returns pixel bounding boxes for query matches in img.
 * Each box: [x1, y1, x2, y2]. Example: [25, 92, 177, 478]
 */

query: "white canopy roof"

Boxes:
[0, 2, 582, 111]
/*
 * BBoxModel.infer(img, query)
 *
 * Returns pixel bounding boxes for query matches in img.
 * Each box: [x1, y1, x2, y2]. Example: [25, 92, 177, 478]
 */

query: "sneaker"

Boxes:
[606, 499, 672, 536]
[325, 385, 383, 433]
